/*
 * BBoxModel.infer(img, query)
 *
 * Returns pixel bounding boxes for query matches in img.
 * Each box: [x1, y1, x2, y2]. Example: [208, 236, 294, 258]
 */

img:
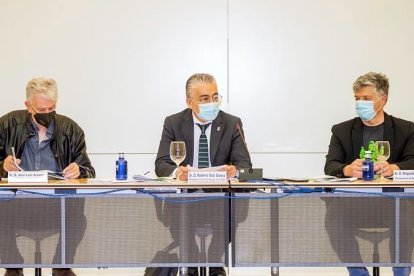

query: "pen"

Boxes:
[176, 170, 183, 180]
[11, 147, 23, 171]
[11, 146, 16, 159]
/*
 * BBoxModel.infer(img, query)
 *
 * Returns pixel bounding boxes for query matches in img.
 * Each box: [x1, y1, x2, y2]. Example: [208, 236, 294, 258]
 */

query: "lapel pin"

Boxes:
[217, 126, 221, 131]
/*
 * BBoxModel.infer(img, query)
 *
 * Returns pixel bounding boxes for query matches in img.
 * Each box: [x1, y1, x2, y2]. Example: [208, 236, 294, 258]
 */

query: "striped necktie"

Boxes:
[197, 123, 211, 168]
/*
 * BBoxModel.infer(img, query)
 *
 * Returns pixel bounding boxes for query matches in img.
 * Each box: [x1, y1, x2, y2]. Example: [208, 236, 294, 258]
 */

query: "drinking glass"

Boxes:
[170, 141, 186, 168]
[375, 140, 390, 179]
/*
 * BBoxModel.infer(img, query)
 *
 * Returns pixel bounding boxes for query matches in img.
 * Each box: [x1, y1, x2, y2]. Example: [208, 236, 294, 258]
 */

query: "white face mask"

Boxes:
[197, 102, 220, 122]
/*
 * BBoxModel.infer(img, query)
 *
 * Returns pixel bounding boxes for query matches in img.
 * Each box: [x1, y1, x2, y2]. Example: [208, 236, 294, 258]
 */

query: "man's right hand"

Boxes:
[3, 155, 21, 172]
[176, 166, 189, 181]
[342, 159, 363, 178]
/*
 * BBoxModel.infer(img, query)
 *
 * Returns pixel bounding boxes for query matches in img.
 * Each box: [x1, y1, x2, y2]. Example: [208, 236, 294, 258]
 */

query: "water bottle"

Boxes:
[116, 153, 128, 180]
[362, 150, 374, 181]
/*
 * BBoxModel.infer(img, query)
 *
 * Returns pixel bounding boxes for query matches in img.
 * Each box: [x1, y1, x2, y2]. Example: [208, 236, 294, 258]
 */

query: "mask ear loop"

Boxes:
[29, 104, 38, 115]
[373, 95, 384, 114]
[29, 104, 40, 126]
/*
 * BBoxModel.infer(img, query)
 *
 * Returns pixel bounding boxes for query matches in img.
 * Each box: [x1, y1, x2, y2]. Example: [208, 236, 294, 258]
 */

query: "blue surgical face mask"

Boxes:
[355, 96, 383, 121]
[198, 102, 220, 122]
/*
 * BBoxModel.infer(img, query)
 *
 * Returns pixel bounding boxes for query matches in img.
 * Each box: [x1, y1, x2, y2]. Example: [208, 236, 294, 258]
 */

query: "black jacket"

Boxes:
[324, 113, 414, 177]
[0, 110, 95, 178]
[155, 108, 251, 177]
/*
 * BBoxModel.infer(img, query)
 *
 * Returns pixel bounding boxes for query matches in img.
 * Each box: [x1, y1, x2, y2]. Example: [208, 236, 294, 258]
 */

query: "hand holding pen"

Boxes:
[3, 147, 24, 172]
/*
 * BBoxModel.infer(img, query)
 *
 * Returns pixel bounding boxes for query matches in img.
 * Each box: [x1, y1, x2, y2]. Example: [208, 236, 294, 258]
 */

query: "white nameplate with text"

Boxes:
[8, 171, 48, 183]
[393, 170, 414, 181]
[188, 171, 227, 183]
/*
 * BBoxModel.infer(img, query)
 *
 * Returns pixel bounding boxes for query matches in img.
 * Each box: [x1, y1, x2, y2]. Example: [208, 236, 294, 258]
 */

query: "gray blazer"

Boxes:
[155, 108, 251, 177]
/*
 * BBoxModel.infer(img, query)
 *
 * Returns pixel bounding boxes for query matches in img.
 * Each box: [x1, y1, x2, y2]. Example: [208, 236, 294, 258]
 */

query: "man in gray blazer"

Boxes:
[155, 73, 250, 181]
[154, 73, 251, 276]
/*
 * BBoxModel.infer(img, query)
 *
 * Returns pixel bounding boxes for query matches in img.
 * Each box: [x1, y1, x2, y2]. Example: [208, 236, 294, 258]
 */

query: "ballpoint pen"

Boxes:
[11, 146, 24, 171]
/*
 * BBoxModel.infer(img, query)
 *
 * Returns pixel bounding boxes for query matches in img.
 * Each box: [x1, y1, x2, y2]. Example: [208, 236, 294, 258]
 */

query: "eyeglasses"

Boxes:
[192, 95, 222, 104]
[30, 104, 56, 113]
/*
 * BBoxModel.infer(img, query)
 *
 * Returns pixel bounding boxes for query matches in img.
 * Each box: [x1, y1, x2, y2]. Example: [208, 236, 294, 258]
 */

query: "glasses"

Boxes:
[192, 95, 222, 104]
[30, 104, 56, 113]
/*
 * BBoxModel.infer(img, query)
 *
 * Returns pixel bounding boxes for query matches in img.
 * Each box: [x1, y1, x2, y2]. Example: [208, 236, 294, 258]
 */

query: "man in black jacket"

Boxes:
[0, 77, 95, 276]
[324, 72, 414, 276]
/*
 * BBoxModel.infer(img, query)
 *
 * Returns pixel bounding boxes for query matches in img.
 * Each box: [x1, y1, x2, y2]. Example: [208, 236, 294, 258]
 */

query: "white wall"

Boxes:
[1, 0, 414, 178]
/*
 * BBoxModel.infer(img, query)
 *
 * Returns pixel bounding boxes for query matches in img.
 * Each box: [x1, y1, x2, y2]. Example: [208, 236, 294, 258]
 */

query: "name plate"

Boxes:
[8, 171, 48, 183]
[188, 171, 227, 183]
[393, 170, 414, 181]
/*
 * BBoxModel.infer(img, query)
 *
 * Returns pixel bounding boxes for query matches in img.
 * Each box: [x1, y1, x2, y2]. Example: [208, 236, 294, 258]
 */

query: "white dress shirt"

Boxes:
[192, 113, 212, 168]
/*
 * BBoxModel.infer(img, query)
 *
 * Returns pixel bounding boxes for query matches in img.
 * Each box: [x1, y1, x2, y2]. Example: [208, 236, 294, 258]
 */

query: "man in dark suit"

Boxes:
[155, 73, 250, 180]
[154, 73, 251, 276]
[324, 72, 414, 276]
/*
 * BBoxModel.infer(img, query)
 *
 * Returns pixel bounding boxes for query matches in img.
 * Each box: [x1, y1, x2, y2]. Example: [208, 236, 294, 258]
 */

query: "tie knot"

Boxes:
[197, 123, 211, 134]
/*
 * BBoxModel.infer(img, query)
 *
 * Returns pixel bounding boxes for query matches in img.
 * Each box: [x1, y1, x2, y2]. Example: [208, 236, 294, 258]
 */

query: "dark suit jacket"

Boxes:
[155, 108, 251, 177]
[324, 113, 414, 177]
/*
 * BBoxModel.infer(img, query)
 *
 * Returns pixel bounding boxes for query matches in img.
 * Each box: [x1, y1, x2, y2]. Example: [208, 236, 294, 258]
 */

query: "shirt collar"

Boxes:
[30, 118, 55, 138]
[192, 112, 212, 125]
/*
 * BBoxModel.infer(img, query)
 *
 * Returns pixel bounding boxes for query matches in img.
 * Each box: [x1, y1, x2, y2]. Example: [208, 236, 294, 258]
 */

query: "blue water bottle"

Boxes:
[116, 153, 128, 180]
[362, 150, 374, 181]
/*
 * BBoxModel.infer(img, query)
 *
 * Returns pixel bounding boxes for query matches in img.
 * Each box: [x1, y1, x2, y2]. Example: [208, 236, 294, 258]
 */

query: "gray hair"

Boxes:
[185, 73, 216, 98]
[26, 77, 58, 102]
[352, 72, 389, 96]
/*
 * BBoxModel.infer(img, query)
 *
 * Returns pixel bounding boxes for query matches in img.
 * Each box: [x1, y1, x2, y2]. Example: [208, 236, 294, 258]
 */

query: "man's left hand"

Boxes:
[222, 165, 237, 179]
[374, 161, 399, 177]
[63, 162, 80, 179]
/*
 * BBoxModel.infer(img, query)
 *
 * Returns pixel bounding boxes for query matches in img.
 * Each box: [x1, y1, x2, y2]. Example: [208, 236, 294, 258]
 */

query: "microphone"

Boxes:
[235, 122, 252, 170]
[235, 122, 262, 182]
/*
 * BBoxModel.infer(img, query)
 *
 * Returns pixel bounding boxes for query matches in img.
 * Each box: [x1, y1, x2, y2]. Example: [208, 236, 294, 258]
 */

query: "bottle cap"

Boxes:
[365, 151, 371, 158]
